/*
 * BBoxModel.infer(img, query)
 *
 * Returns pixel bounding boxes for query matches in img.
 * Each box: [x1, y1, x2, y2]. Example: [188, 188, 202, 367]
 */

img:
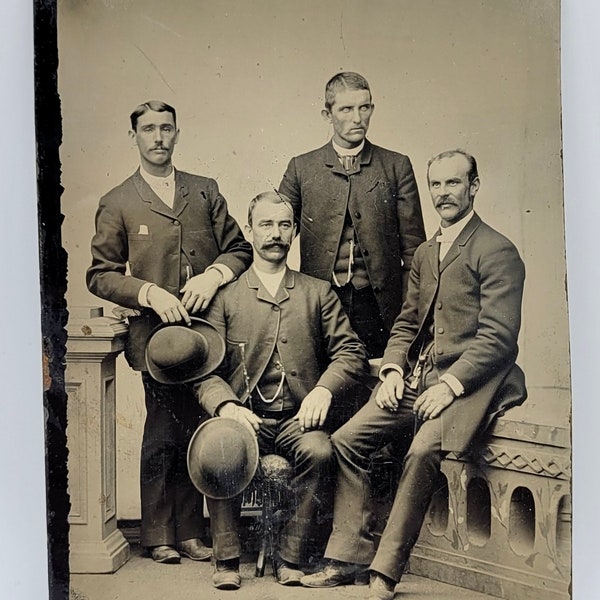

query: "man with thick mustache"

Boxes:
[87, 101, 252, 564]
[195, 191, 368, 590]
[302, 150, 527, 599]
[279, 72, 425, 358]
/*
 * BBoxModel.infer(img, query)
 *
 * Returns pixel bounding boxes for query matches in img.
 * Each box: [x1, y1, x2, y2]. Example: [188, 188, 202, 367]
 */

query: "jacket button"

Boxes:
[354, 211, 361, 219]
[190, 249, 196, 256]
[281, 337, 288, 343]
[363, 249, 369, 256]
[272, 306, 280, 312]
[437, 327, 444, 334]
[436, 301, 442, 309]
[173, 220, 180, 226]
[290, 370, 297, 376]
[373, 286, 380, 293]
[438, 349, 444, 355]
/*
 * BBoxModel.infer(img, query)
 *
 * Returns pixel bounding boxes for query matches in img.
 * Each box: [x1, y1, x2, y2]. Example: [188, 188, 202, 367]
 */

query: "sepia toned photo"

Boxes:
[30, 0, 576, 599]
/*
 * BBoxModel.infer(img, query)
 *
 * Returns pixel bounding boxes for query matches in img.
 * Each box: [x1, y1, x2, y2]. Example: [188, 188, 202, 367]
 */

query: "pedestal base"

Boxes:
[69, 528, 131, 574]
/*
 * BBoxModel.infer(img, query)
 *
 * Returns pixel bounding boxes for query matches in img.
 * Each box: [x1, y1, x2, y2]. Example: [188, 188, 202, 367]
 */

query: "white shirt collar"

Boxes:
[252, 264, 286, 297]
[139, 165, 175, 187]
[437, 210, 475, 242]
[332, 139, 365, 157]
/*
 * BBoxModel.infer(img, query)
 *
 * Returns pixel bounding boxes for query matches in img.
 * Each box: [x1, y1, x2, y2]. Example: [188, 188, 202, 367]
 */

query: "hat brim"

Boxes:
[187, 417, 260, 499]
[145, 317, 226, 384]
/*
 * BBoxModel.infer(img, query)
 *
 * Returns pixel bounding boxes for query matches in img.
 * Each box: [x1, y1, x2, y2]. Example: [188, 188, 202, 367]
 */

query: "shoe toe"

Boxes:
[212, 571, 241, 590]
[276, 564, 305, 586]
[177, 539, 212, 561]
[150, 545, 181, 564]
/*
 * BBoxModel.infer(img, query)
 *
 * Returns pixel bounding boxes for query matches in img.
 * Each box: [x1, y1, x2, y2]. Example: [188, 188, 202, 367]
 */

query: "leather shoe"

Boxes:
[213, 559, 241, 590]
[367, 572, 396, 600]
[177, 538, 212, 561]
[275, 559, 305, 586]
[150, 545, 180, 564]
[300, 560, 366, 587]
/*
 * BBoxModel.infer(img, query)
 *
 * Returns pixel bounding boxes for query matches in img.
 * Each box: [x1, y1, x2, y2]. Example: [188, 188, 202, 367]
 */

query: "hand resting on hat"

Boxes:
[218, 402, 263, 434]
[147, 285, 191, 325]
[293, 386, 332, 432]
[180, 270, 222, 314]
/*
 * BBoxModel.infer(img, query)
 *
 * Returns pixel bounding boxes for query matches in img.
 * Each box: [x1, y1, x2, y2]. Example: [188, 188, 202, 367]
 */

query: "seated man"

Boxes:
[302, 149, 527, 600]
[194, 191, 369, 590]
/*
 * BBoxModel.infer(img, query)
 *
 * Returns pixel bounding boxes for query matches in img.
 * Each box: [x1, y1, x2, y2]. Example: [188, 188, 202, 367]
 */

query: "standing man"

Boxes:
[301, 150, 527, 600]
[86, 101, 253, 564]
[195, 191, 369, 590]
[279, 72, 425, 358]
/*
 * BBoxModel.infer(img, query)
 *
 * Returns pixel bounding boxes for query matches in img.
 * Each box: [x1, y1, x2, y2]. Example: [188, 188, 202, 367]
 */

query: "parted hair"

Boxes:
[324, 72, 371, 110]
[427, 149, 479, 184]
[130, 100, 177, 131]
[247, 191, 294, 226]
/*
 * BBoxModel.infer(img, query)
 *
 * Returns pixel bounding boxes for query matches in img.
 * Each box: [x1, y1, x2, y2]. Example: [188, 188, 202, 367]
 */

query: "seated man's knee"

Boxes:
[302, 436, 334, 466]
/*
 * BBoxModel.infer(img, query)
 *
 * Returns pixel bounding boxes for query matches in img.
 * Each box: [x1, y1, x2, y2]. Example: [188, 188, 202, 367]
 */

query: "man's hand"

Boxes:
[375, 370, 404, 411]
[218, 402, 262, 433]
[180, 270, 222, 313]
[413, 382, 455, 420]
[294, 387, 332, 432]
[147, 285, 191, 325]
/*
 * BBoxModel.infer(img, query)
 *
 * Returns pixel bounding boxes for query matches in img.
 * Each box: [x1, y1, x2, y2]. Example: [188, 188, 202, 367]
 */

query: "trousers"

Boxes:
[140, 373, 206, 547]
[324, 369, 447, 582]
[207, 414, 334, 565]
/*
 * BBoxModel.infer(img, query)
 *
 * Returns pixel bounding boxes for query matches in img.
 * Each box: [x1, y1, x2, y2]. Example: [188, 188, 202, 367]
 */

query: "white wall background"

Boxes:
[58, 0, 566, 519]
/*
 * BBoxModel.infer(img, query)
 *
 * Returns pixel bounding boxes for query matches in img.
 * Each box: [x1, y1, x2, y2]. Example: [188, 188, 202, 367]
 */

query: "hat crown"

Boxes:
[147, 327, 207, 369]
[187, 418, 259, 499]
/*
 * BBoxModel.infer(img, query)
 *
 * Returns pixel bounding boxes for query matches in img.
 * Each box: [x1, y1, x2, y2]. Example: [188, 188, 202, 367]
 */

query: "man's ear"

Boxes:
[128, 130, 136, 144]
[321, 108, 332, 124]
[470, 177, 480, 197]
[244, 223, 253, 241]
[173, 128, 180, 144]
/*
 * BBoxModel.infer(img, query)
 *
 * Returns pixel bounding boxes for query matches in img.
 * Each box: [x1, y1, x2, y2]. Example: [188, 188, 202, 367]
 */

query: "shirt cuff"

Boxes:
[205, 264, 235, 286]
[379, 363, 404, 382]
[138, 282, 155, 307]
[439, 373, 464, 397]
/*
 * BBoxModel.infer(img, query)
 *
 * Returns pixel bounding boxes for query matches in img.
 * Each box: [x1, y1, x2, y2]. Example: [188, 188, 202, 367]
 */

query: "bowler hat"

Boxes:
[145, 317, 225, 384]
[187, 417, 259, 499]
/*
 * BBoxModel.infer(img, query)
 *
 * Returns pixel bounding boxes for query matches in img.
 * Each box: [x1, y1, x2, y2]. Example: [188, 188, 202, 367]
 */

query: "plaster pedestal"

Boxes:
[65, 307, 130, 573]
[409, 392, 571, 600]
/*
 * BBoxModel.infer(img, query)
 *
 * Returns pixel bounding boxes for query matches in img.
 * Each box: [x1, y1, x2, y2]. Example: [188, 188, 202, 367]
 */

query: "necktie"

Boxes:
[341, 155, 356, 172]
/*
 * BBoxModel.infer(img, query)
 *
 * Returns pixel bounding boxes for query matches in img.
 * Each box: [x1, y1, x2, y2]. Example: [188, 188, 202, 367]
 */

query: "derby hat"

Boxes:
[187, 417, 260, 499]
[145, 317, 225, 384]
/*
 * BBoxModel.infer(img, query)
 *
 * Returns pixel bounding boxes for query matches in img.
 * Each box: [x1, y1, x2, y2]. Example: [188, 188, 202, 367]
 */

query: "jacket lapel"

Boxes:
[439, 213, 481, 273]
[323, 142, 347, 177]
[172, 170, 189, 217]
[426, 234, 440, 281]
[245, 266, 292, 305]
[132, 169, 177, 219]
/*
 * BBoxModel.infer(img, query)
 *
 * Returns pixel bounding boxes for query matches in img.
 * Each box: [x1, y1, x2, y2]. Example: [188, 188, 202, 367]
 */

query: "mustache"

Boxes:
[262, 241, 290, 250]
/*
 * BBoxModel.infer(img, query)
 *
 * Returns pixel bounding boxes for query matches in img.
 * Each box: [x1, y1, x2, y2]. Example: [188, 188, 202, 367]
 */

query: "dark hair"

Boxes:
[130, 101, 177, 131]
[427, 149, 479, 184]
[324, 72, 371, 110]
[247, 191, 294, 226]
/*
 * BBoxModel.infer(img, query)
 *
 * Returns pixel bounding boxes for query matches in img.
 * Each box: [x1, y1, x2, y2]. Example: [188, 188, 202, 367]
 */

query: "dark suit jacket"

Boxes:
[195, 267, 369, 417]
[381, 213, 527, 452]
[86, 169, 252, 370]
[278, 140, 425, 331]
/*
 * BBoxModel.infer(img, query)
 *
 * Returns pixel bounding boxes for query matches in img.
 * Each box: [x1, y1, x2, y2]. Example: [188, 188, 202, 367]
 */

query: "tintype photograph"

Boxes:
[26, 0, 582, 599]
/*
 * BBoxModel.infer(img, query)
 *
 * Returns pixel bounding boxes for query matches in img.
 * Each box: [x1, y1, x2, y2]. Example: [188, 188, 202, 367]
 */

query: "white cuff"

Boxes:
[205, 264, 234, 286]
[138, 282, 155, 307]
[379, 363, 404, 382]
[439, 373, 464, 397]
